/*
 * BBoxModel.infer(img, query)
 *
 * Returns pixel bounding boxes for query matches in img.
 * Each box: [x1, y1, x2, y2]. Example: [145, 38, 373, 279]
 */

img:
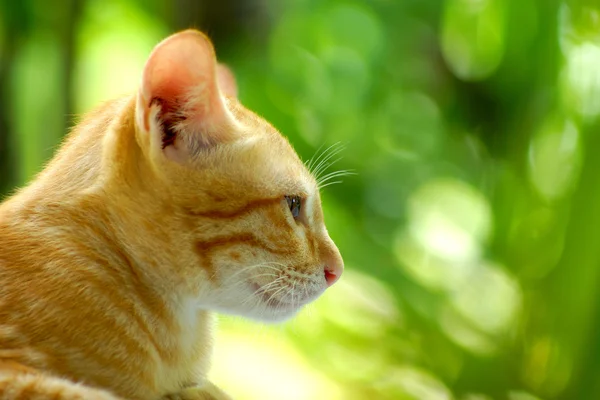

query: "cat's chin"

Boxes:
[242, 307, 302, 324]
[204, 281, 325, 323]
[211, 304, 304, 323]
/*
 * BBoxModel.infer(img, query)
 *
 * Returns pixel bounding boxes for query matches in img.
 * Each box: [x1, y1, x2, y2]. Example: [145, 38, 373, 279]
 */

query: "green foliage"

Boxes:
[2, 0, 600, 399]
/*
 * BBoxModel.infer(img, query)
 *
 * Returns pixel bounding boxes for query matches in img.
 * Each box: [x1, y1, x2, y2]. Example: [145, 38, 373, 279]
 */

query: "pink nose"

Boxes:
[324, 261, 343, 286]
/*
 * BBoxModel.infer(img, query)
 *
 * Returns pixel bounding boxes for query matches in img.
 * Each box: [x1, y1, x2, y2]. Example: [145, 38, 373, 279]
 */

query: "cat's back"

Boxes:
[0, 94, 132, 306]
[0, 95, 156, 397]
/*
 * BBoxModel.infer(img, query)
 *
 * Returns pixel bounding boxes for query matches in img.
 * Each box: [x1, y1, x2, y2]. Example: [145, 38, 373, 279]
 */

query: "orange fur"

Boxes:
[0, 30, 343, 399]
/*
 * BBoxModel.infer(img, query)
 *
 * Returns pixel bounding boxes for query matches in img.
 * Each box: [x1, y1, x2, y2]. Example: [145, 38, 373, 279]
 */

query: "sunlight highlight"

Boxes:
[528, 119, 581, 201]
[407, 178, 491, 263]
[559, 5, 600, 120]
[211, 329, 341, 400]
[522, 336, 572, 397]
[441, 0, 506, 80]
[394, 178, 493, 291]
[74, 0, 167, 112]
[450, 261, 521, 335]
[376, 367, 453, 400]
[315, 269, 399, 337]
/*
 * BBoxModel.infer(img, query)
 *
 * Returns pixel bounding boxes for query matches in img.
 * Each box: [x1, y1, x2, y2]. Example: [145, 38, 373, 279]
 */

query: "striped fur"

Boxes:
[0, 30, 343, 399]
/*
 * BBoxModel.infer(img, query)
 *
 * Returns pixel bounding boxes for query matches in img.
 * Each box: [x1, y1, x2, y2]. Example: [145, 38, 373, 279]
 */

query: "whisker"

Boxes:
[318, 176, 354, 188]
[307, 142, 342, 175]
[247, 273, 279, 280]
[312, 144, 344, 169]
[290, 280, 298, 309]
[309, 143, 345, 179]
[241, 276, 285, 306]
[305, 142, 327, 172]
[313, 156, 344, 181]
[312, 146, 346, 181]
[318, 180, 343, 189]
[302, 280, 308, 305]
[244, 277, 282, 297]
[253, 277, 285, 294]
[317, 169, 356, 185]
[317, 168, 356, 179]
[223, 263, 282, 282]
[264, 286, 288, 307]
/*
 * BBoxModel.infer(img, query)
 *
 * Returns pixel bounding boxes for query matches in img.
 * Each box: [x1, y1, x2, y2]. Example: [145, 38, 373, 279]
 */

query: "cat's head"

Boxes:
[132, 30, 343, 322]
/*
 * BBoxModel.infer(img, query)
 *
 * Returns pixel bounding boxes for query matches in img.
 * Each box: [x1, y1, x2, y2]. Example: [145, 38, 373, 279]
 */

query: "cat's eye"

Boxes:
[285, 195, 302, 219]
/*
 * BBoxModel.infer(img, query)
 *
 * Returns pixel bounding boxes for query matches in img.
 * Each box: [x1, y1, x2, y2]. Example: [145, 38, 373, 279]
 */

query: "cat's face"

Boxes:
[133, 30, 343, 321]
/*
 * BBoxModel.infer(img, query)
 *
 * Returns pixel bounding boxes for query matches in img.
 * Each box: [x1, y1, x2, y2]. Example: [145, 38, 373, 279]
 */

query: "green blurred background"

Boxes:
[1, 0, 600, 399]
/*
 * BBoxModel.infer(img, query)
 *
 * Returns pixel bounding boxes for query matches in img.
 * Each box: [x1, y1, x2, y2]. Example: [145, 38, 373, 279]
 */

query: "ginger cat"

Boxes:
[0, 30, 343, 400]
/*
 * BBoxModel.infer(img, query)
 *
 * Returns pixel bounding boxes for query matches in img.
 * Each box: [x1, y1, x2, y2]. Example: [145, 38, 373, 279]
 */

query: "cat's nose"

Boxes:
[324, 251, 343, 287]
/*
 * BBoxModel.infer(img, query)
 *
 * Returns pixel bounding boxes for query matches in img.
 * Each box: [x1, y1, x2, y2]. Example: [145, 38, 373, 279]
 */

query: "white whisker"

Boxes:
[305, 142, 328, 172]
[317, 169, 356, 184]
[318, 180, 343, 189]
[307, 142, 346, 181]
[307, 142, 342, 175]
[312, 147, 346, 181]
[264, 286, 287, 307]
[241, 276, 285, 306]
[223, 262, 282, 283]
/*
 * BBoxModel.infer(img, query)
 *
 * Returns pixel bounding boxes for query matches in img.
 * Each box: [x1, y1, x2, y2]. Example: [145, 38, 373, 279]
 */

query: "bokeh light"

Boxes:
[2, 0, 600, 398]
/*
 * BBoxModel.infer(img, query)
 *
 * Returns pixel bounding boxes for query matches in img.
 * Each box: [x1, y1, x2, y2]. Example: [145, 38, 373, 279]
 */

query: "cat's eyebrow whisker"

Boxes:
[306, 142, 340, 174]
[312, 146, 346, 181]
[318, 180, 343, 190]
[317, 169, 356, 186]
[312, 143, 345, 171]
[317, 168, 356, 180]
[305, 142, 327, 172]
[314, 157, 344, 183]
[307, 142, 345, 178]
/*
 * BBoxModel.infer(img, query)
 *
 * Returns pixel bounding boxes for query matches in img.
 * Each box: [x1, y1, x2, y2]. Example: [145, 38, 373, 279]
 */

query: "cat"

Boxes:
[0, 29, 344, 400]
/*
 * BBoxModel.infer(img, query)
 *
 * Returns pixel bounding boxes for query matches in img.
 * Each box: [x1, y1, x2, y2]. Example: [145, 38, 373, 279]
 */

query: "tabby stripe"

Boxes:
[63, 205, 172, 362]
[62, 197, 171, 327]
[195, 232, 292, 278]
[186, 197, 282, 219]
[67, 243, 170, 362]
[3, 279, 149, 382]
[74, 267, 164, 360]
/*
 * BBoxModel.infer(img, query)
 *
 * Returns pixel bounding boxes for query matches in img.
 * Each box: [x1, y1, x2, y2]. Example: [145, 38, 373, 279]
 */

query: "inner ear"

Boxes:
[149, 97, 185, 149]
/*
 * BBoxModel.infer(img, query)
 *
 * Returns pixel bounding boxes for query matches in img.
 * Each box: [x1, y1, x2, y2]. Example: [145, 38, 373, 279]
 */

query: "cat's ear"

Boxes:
[136, 30, 238, 162]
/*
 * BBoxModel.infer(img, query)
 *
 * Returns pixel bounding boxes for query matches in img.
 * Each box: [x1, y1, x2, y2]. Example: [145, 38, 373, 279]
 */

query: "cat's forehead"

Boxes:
[243, 133, 315, 194]
[224, 99, 316, 194]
